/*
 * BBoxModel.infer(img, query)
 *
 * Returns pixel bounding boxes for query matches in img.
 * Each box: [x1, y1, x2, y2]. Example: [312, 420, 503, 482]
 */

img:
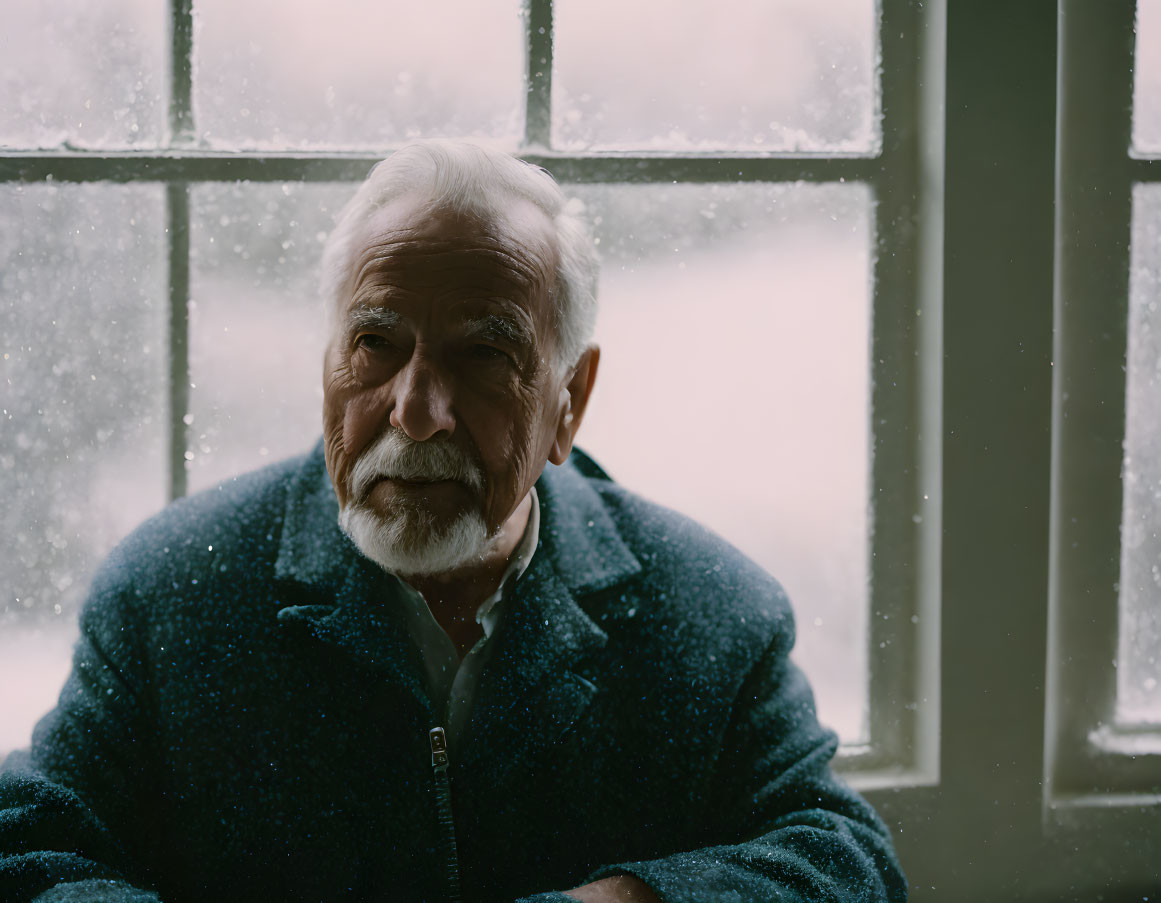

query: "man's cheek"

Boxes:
[321, 411, 354, 508]
[342, 391, 391, 459]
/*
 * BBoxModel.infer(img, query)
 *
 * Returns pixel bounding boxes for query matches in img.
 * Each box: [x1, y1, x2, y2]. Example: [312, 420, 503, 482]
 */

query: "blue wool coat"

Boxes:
[0, 444, 906, 903]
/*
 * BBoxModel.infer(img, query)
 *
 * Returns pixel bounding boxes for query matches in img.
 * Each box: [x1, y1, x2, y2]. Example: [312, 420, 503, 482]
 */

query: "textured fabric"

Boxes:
[32, 879, 161, 903]
[0, 442, 907, 903]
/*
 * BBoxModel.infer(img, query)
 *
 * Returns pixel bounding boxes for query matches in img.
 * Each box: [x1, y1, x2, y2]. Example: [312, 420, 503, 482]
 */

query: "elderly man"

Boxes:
[0, 142, 906, 903]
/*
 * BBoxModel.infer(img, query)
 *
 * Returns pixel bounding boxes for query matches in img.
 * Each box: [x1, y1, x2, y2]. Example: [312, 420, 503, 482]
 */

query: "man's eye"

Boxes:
[354, 333, 392, 353]
[468, 344, 510, 363]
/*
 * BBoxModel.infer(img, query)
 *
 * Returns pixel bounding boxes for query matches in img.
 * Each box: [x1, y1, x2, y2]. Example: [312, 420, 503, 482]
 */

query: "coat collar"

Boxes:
[271, 445, 427, 702]
[272, 442, 641, 729]
[530, 449, 642, 596]
[273, 440, 354, 588]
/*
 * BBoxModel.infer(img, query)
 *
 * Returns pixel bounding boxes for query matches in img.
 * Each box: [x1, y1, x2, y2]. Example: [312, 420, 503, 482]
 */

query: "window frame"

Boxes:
[854, 3, 1160, 898]
[1047, 0, 1161, 813]
[0, 0, 937, 782]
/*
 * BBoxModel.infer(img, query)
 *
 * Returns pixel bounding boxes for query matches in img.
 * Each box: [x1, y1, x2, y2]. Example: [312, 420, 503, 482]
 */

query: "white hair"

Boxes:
[337, 426, 496, 576]
[320, 140, 600, 372]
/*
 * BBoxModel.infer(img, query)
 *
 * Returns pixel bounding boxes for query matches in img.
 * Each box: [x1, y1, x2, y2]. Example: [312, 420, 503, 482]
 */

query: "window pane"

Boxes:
[1119, 184, 1161, 724]
[0, 0, 165, 149]
[554, 0, 878, 153]
[1134, 0, 1161, 153]
[0, 183, 167, 754]
[572, 182, 872, 743]
[187, 183, 351, 491]
[193, 0, 525, 149]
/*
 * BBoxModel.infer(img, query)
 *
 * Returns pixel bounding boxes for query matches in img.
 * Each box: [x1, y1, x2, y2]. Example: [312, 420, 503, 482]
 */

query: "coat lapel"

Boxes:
[271, 445, 431, 713]
[460, 458, 642, 782]
[459, 556, 605, 783]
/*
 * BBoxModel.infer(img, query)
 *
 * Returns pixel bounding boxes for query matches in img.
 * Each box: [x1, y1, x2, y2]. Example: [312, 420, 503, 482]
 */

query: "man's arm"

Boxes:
[0, 558, 163, 902]
[536, 634, 907, 903]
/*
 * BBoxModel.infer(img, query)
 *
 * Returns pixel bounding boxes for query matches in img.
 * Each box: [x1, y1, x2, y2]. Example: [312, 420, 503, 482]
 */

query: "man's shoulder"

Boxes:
[551, 449, 796, 652]
[93, 447, 316, 596]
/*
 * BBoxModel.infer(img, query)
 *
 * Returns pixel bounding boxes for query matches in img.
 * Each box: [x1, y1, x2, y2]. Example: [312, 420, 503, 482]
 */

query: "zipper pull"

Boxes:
[429, 726, 450, 770]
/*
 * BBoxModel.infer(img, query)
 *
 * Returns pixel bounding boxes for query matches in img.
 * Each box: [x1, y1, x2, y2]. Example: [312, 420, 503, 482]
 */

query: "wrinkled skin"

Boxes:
[322, 193, 598, 598]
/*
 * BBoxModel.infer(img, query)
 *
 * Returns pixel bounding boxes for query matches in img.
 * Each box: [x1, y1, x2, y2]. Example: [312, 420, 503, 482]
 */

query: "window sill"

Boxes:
[1088, 723, 1161, 758]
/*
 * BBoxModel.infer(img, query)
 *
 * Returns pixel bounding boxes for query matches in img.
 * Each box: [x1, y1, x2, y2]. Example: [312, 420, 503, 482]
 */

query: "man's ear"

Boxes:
[549, 345, 600, 466]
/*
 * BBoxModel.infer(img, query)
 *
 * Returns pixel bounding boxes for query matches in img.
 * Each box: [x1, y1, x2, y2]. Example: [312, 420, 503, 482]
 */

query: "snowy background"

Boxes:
[3, 0, 885, 754]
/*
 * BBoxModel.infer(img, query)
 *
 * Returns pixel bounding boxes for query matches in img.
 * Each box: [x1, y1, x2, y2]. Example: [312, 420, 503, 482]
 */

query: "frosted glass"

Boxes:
[1118, 184, 1161, 724]
[554, 0, 878, 152]
[0, 0, 165, 149]
[573, 182, 872, 742]
[0, 183, 168, 626]
[186, 183, 351, 491]
[0, 184, 167, 756]
[1135, 0, 1161, 153]
[193, 0, 525, 149]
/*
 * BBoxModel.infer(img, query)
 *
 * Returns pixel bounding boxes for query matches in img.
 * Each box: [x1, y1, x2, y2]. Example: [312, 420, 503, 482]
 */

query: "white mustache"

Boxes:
[347, 429, 485, 503]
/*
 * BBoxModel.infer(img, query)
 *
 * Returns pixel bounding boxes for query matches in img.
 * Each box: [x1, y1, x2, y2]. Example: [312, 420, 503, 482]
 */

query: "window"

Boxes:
[1047, 0, 1161, 811]
[2, 0, 933, 780]
[1120, 0, 1161, 732]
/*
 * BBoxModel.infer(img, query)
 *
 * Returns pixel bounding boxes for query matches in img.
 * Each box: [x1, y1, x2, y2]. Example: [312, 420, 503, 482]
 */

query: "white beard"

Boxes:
[336, 428, 494, 577]
[339, 501, 493, 576]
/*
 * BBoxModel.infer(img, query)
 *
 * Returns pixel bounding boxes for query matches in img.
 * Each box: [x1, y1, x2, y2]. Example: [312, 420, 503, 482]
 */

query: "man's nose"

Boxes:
[388, 351, 456, 442]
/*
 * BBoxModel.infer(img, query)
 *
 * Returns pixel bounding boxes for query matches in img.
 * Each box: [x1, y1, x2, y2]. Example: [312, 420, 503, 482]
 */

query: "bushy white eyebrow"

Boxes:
[461, 313, 534, 348]
[345, 305, 533, 349]
[347, 306, 402, 332]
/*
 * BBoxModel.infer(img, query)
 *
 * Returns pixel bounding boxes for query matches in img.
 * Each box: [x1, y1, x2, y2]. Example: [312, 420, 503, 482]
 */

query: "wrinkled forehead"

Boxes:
[343, 194, 559, 314]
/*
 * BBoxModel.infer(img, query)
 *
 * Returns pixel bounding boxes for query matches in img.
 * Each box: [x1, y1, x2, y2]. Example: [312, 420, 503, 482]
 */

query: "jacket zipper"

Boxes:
[429, 726, 463, 903]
